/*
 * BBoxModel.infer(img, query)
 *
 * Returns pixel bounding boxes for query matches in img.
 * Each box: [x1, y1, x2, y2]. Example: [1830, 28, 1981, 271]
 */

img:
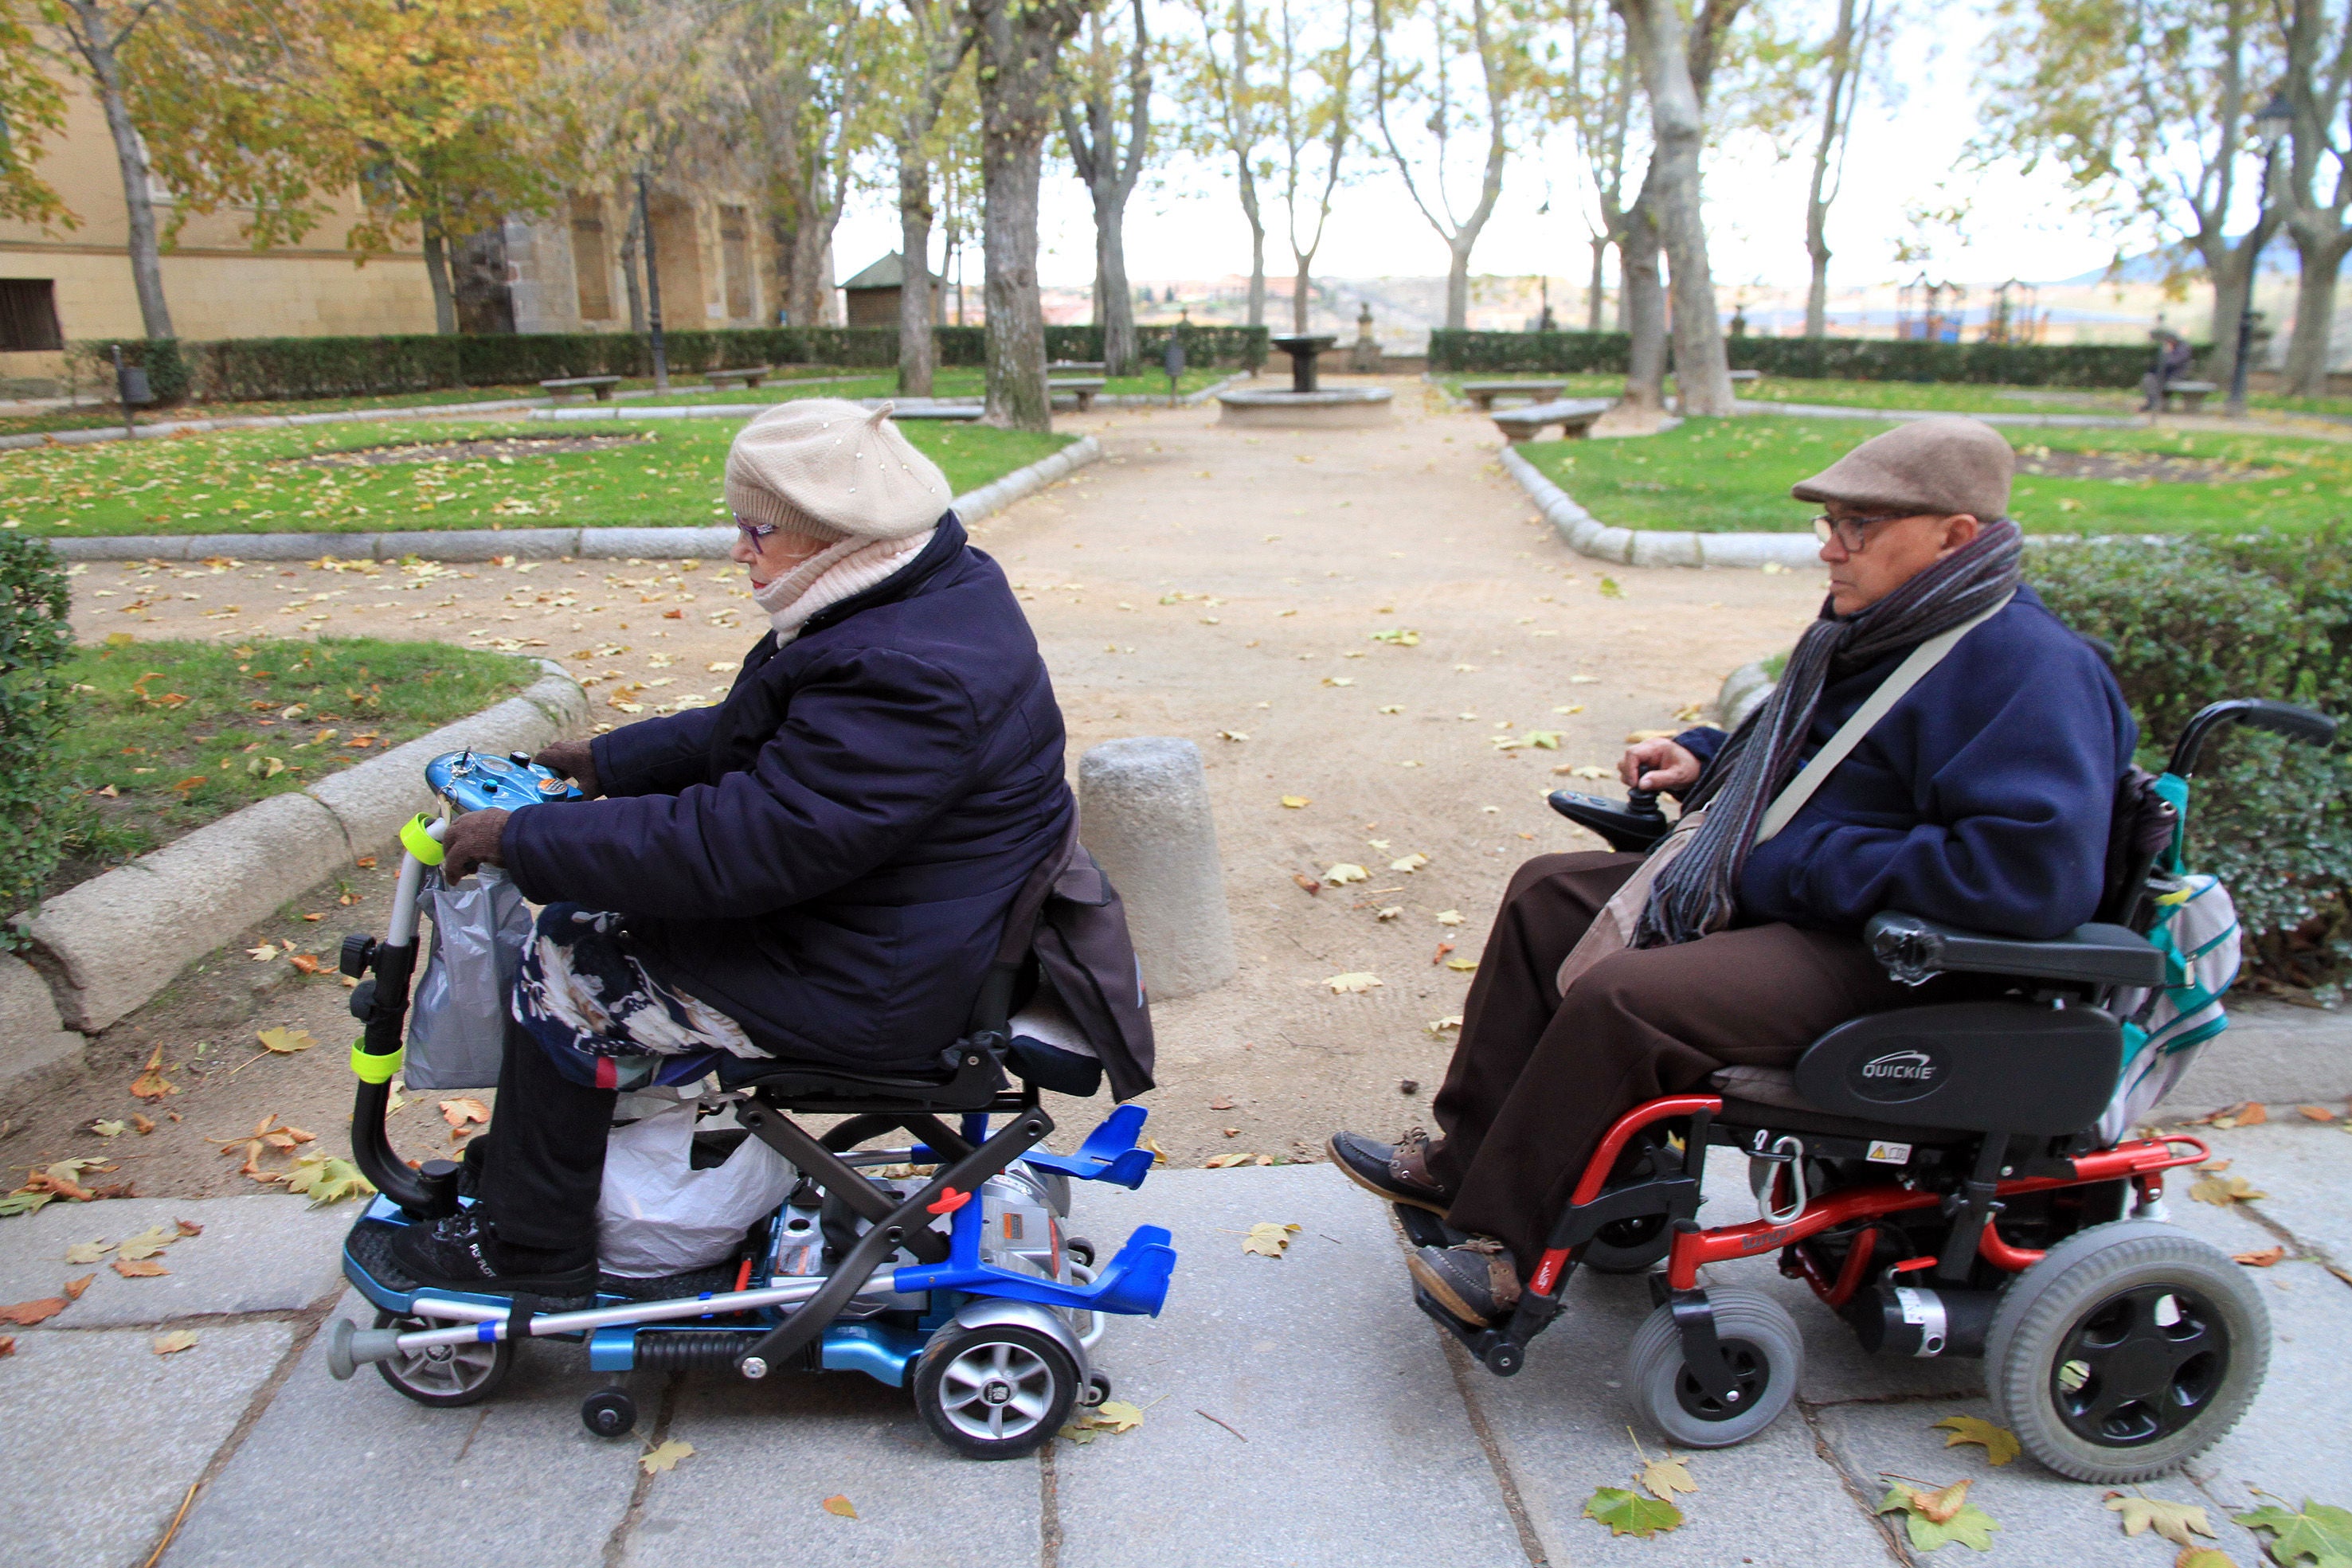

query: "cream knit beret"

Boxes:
[723, 399, 953, 542]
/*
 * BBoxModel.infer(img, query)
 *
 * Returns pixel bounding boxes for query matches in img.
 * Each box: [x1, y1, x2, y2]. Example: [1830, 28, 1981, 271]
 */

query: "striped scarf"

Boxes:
[1633, 517, 2025, 948]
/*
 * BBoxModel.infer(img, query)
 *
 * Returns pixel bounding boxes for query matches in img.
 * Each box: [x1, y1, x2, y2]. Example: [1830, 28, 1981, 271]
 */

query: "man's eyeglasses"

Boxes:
[1811, 510, 1917, 552]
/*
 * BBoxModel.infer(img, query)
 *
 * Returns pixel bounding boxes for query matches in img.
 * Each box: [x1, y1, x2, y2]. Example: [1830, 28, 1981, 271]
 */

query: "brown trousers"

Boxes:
[1427, 852, 1922, 1273]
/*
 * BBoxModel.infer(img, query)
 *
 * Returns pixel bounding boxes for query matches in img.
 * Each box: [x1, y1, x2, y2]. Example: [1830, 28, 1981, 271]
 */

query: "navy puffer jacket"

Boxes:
[499, 514, 1074, 1070]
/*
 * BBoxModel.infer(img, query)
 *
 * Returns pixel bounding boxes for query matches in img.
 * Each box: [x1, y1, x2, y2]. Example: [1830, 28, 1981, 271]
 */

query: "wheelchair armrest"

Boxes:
[1865, 912, 2164, 990]
[1547, 789, 1672, 854]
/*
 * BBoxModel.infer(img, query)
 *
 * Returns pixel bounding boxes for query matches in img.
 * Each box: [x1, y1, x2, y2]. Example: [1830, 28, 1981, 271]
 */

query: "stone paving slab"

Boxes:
[0, 1321, 295, 1568]
[624, 1373, 1041, 1568]
[2185, 1261, 2352, 1510]
[2197, 1120, 2352, 1265]
[1050, 1163, 1527, 1568]
[0, 1195, 351, 1327]
[162, 1288, 645, 1568]
[1467, 1258, 1899, 1566]
[1811, 1395, 2267, 1568]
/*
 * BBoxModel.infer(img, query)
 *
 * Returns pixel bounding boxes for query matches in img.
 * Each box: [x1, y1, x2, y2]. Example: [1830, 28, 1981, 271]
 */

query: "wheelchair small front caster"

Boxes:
[1081, 1372, 1113, 1409]
[1066, 1236, 1097, 1269]
[581, 1388, 637, 1438]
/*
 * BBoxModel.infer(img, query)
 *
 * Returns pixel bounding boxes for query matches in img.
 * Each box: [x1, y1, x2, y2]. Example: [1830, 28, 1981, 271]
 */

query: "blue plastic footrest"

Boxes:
[1020, 1103, 1156, 1190]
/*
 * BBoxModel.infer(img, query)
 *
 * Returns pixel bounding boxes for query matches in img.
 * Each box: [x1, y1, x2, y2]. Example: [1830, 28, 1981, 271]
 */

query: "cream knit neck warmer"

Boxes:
[751, 526, 937, 646]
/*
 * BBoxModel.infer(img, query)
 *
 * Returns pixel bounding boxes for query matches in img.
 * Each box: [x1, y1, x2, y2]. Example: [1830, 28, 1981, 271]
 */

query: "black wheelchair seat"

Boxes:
[1708, 1066, 1975, 1148]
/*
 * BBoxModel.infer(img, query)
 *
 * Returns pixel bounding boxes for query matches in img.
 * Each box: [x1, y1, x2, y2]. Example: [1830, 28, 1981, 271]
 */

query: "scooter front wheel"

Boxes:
[371, 1308, 514, 1407]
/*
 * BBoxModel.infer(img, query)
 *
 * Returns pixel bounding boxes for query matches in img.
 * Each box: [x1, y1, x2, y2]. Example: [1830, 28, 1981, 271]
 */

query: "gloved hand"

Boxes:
[534, 738, 602, 799]
[440, 807, 511, 882]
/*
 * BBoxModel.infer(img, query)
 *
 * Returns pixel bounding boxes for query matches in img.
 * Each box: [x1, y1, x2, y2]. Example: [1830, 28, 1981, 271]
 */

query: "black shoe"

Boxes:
[1408, 1238, 1523, 1328]
[388, 1207, 597, 1296]
[1329, 1128, 1452, 1217]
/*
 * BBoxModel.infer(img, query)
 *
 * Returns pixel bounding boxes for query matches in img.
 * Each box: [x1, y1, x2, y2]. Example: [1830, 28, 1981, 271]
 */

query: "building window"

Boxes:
[571, 204, 614, 322]
[720, 206, 753, 320]
[0, 280, 63, 351]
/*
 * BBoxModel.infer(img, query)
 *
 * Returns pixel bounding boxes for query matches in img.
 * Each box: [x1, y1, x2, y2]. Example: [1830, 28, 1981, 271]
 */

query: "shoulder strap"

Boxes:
[1755, 592, 2014, 845]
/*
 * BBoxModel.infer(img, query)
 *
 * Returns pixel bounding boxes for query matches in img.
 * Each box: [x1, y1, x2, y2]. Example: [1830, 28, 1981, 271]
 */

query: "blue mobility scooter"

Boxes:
[1434, 697, 2337, 1483]
[323, 747, 1177, 1459]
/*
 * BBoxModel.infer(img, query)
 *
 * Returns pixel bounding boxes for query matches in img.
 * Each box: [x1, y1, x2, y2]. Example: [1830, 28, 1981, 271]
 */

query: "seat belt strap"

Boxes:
[1755, 592, 2014, 845]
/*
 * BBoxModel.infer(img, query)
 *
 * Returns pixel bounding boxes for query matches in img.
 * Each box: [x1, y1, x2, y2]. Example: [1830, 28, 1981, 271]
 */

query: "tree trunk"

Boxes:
[2284, 223, 2351, 395]
[1292, 251, 1315, 333]
[1587, 237, 1608, 332]
[620, 191, 646, 334]
[1618, 0, 1733, 416]
[1801, 0, 1858, 338]
[898, 148, 937, 397]
[1243, 188, 1267, 327]
[2198, 213, 2280, 390]
[1099, 201, 1137, 373]
[421, 221, 458, 335]
[1446, 241, 1472, 334]
[969, 0, 1082, 430]
[1621, 197, 1666, 409]
[61, 1, 173, 338]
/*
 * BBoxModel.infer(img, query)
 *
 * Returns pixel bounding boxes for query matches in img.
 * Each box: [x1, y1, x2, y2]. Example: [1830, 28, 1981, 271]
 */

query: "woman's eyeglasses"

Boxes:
[1811, 510, 1916, 552]
[734, 516, 777, 544]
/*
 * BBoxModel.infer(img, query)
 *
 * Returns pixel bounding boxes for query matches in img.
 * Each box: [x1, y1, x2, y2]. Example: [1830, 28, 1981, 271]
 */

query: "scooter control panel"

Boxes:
[424, 748, 585, 816]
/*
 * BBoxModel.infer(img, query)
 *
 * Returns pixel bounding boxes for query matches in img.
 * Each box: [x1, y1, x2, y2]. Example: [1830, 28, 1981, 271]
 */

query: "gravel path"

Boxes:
[38, 377, 1828, 1183]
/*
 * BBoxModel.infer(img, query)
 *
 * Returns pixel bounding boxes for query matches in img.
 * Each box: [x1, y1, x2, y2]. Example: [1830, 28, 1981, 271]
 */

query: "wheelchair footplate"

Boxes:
[330, 1104, 1177, 1459]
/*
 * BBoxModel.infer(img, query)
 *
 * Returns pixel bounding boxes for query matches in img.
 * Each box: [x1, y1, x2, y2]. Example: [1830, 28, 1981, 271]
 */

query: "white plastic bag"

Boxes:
[405, 866, 532, 1092]
[597, 1101, 796, 1278]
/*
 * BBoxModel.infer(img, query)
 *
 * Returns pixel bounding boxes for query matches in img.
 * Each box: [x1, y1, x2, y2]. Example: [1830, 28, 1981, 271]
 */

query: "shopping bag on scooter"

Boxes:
[404, 866, 533, 1092]
[597, 1098, 797, 1277]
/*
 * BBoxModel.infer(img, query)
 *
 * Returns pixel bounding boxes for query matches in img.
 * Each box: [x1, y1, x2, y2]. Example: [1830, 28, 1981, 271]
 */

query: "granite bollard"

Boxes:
[1077, 737, 1237, 1000]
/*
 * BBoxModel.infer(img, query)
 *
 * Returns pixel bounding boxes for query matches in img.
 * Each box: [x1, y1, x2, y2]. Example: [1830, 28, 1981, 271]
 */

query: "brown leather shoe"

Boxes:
[1408, 1238, 1523, 1327]
[1329, 1127, 1451, 1216]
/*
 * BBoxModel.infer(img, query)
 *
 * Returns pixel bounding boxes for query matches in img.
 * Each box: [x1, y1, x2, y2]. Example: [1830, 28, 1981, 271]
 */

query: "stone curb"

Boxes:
[40, 438, 1104, 563]
[1736, 398, 2146, 429]
[1499, 444, 1821, 569]
[11, 665, 588, 1042]
[1715, 657, 1779, 727]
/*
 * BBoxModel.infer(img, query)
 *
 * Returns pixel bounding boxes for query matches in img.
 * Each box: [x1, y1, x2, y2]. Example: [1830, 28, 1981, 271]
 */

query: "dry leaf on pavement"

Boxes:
[64, 1240, 112, 1265]
[90, 1119, 127, 1139]
[62, 1275, 93, 1300]
[2190, 1174, 2270, 1206]
[640, 1440, 694, 1474]
[0, 1296, 68, 1326]
[174, 1218, 202, 1238]
[1639, 1454, 1697, 1501]
[256, 1027, 316, 1054]
[2105, 1492, 2216, 1546]
[116, 1224, 177, 1261]
[130, 1046, 178, 1101]
[1321, 863, 1369, 886]
[1324, 972, 1382, 993]
[2176, 1550, 2234, 1568]
[1434, 909, 1464, 925]
[0, 1335, 13, 1357]
[1877, 1479, 1999, 1553]
[2209, 1101, 2268, 1128]
[151, 1330, 198, 1355]
[1279, 795, 1310, 808]
[1242, 1222, 1301, 1257]
[112, 1258, 168, 1277]
[819, 1494, 856, 1518]
[1583, 1487, 1681, 1539]
[1426, 1015, 1463, 1034]
[440, 1097, 491, 1130]
[1935, 1414, 2021, 1466]
[2233, 1246, 2286, 1267]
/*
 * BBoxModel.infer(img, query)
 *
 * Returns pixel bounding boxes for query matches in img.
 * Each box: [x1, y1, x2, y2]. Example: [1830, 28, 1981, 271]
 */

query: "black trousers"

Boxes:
[477, 1015, 618, 1252]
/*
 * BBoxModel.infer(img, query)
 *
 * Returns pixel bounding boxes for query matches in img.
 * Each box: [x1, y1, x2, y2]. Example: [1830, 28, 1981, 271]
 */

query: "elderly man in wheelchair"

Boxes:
[1332, 415, 2334, 1480]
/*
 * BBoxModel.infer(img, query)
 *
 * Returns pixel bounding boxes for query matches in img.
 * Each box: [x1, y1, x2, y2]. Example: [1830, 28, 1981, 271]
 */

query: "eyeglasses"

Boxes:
[734, 516, 777, 544]
[1811, 511, 1919, 552]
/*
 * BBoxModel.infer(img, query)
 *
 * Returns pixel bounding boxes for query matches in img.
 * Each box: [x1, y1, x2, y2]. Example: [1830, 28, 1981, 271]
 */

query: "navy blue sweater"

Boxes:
[500, 516, 1074, 1069]
[1677, 586, 2136, 940]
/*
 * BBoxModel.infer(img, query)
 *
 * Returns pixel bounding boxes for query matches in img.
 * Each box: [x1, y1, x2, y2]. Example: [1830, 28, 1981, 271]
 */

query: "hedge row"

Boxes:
[2032, 534, 2352, 992]
[72, 323, 1270, 406]
[1427, 329, 2162, 387]
[0, 534, 73, 950]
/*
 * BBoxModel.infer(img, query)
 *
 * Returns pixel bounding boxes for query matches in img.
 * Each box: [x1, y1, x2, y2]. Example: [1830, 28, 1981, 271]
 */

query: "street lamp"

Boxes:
[2229, 92, 2295, 416]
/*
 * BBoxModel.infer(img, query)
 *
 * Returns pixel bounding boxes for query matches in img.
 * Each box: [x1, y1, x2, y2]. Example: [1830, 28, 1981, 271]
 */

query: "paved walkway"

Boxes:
[2, 1118, 2347, 1568]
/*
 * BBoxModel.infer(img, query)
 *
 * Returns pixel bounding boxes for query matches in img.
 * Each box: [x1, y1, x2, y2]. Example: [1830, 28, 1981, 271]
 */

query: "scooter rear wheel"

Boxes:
[372, 1308, 514, 1407]
[913, 1323, 1078, 1460]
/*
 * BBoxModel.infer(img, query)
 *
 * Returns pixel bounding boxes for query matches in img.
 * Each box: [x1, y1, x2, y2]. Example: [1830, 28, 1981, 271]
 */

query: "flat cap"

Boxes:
[1790, 415, 2014, 522]
[724, 398, 952, 542]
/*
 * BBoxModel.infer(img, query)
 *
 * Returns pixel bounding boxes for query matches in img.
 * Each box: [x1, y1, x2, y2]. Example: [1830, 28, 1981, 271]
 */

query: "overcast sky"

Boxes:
[831, 2, 2154, 295]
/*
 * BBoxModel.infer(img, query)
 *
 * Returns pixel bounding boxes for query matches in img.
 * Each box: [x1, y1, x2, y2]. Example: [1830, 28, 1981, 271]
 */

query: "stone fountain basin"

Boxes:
[1216, 386, 1395, 428]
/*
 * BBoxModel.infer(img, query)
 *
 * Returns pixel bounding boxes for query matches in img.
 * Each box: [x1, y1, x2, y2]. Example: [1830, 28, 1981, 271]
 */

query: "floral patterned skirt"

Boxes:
[511, 904, 765, 1091]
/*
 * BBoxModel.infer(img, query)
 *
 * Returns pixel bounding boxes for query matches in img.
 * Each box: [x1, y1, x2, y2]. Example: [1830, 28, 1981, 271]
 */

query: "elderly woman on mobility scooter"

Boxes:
[1333, 415, 2140, 1328]
[389, 399, 1076, 1297]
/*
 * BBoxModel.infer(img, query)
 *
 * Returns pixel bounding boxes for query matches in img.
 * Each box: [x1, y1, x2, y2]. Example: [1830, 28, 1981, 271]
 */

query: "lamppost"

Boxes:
[2229, 92, 2295, 417]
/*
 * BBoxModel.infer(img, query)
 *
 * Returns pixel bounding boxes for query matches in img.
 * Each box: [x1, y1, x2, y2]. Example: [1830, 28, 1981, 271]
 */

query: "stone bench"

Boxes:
[1460, 379, 1567, 411]
[2162, 380, 2220, 413]
[1728, 369, 1762, 385]
[887, 403, 984, 421]
[1050, 377, 1109, 413]
[1049, 360, 1107, 374]
[1492, 397, 1615, 444]
[540, 375, 622, 401]
[704, 366, 773, 391]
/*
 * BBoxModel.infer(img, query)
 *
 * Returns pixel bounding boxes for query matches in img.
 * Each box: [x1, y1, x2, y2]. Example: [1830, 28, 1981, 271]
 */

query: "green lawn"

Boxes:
[1732, 377, 2145, 416]
[49, 636, 534, 893]
[1520, 415, 2352, 537]
[0, 416, 1073, 536]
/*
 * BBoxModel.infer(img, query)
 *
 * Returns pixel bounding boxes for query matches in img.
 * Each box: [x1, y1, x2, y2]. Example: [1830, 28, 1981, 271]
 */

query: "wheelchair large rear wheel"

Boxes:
[913, 1323, 1079, 1460]
[1626, 1287, 1802, 1449]
[371, 1308, 514, 1406]
[1986, 1219, 2268, 1484]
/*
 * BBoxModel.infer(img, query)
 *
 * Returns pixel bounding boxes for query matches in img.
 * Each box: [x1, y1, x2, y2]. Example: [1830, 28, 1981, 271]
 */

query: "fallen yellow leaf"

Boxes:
[256, 1027, 315, 1054]
[151, 1330, 198, 1355]
[640, 1440, 694, 1474]
[1324, 972, 1383, 994]
[820, 1494, 856, 1518]
[1242, 1222, 1301, 1257]
[1280, 795, 1311, 808]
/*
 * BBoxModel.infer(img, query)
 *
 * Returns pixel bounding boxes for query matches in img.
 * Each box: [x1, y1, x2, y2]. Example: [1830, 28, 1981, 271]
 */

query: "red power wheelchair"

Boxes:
[1399, 697, 2334, 1484]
